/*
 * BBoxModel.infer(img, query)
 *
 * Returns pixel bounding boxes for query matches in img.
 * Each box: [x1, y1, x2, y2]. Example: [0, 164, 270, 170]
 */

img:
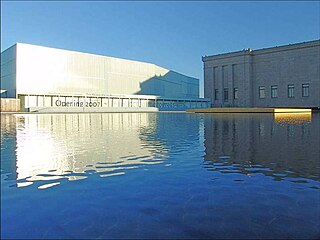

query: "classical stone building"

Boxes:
[203, 40, 320, 108]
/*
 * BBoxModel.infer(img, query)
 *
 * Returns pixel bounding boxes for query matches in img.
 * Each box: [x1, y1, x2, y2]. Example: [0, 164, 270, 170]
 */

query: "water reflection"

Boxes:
[1, 113, 169, 188]
[274, 112, 312, 124]
[204, 113, 320, 182]
[1, 112, 319, 189]
[1, 112, 319, 239]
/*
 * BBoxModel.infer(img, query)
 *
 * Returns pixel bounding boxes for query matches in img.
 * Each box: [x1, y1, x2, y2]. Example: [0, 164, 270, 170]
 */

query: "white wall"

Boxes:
[0, 45, 16, 98]
[15, 43, 199, 98]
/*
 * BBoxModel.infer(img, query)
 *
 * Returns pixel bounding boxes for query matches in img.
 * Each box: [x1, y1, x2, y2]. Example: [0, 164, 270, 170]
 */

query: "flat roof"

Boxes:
[1, 43, 198, 80]
[202, 39, 320, 61]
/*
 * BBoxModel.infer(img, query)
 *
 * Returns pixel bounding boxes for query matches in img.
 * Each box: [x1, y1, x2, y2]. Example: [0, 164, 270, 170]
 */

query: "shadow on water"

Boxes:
[203, 112, 320, 183]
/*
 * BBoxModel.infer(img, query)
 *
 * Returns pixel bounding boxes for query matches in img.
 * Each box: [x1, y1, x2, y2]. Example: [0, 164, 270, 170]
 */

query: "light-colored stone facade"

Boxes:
[203, 40, 320, 108]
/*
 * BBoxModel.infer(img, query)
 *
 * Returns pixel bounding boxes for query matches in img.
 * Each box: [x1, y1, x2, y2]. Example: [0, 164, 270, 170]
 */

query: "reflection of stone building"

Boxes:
[204, 113, 320, 181]
[3, 113, 169, 183]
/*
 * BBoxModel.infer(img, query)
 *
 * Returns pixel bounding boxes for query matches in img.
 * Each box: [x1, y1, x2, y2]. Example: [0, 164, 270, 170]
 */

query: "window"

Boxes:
[259, 86, 265, 99]
[288, 84, 294, 98]
[224, 88, 228, 101]
[233, 88, 238, 100]
[214, 89, 219, 100]
[271, 85, 278, 98]
[302, 84, 309, 97]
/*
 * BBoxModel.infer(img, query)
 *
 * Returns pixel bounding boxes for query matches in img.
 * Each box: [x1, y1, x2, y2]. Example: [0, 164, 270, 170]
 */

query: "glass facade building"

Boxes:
[1, 43, 210, 112]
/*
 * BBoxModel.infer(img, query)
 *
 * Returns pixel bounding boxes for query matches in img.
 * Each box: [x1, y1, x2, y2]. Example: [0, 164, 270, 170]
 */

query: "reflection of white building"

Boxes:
[12, 113, 168, 184]
[1, 43, 210, 112]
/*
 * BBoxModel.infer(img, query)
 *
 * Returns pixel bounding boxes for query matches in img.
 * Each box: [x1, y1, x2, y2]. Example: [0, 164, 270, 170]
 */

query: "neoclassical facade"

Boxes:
[203, 40, 320, 108]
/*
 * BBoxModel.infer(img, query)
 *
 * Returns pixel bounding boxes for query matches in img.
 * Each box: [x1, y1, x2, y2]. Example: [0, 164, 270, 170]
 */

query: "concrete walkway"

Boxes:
[187, 108, 312, 113]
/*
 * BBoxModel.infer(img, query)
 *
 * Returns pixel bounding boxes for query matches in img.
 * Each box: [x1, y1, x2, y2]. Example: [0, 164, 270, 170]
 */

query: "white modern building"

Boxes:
[1, 43, 210, 112]
[203, 40, 320, 109]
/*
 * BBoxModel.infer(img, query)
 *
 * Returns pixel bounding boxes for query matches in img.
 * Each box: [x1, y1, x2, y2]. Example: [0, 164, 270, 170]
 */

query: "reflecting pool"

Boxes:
[1, 112, 319, 239]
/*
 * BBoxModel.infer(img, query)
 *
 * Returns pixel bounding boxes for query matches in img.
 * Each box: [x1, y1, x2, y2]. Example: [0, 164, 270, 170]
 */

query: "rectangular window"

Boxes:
[224, 88, 228, 101]
[233, 88, 238, 100]
[271, 85, 278, 98]
[214, 89, 219, 100]
[288, 84, 294, 98]
[259, 86, 265, 99]
[302, 83, 309, 97]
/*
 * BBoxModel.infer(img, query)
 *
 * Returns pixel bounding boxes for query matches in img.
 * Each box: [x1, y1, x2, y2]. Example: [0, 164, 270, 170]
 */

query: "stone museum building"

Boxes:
[203, 40, 320, 108]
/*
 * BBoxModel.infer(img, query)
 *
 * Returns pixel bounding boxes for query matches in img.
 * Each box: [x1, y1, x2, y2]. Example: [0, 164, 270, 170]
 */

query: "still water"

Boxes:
[1, 112, 319, 239]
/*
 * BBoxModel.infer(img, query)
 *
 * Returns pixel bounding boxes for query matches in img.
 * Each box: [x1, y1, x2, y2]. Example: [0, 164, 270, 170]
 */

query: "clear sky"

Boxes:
[1, 1, 319, 97]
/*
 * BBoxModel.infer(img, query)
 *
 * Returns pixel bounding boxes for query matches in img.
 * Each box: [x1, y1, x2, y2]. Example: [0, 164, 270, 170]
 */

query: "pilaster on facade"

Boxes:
[202, 40, 320, 108]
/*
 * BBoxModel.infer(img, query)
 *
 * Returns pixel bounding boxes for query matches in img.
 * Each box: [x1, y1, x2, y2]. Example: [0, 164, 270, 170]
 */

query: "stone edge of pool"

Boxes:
[186, 108, 312, 113]
[0, 110, 188, 114]
[0, 108, 314, 114]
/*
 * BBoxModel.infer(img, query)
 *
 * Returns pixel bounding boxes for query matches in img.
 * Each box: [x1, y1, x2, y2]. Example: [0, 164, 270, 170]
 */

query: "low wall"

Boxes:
[19, 94, 211, 112]
[1, 98, 20, 112]
[27, 107, 159, 113]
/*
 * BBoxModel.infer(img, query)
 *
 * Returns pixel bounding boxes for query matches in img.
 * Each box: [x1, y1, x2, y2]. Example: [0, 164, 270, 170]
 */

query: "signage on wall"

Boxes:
[55, 100, 101, 107]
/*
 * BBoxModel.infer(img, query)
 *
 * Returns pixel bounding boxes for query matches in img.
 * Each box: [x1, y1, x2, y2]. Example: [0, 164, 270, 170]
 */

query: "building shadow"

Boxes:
[135, 70, 199, 99]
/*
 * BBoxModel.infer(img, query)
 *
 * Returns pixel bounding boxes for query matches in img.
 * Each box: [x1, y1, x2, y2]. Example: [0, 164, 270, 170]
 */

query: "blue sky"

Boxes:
[1, 1, 319, 97]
